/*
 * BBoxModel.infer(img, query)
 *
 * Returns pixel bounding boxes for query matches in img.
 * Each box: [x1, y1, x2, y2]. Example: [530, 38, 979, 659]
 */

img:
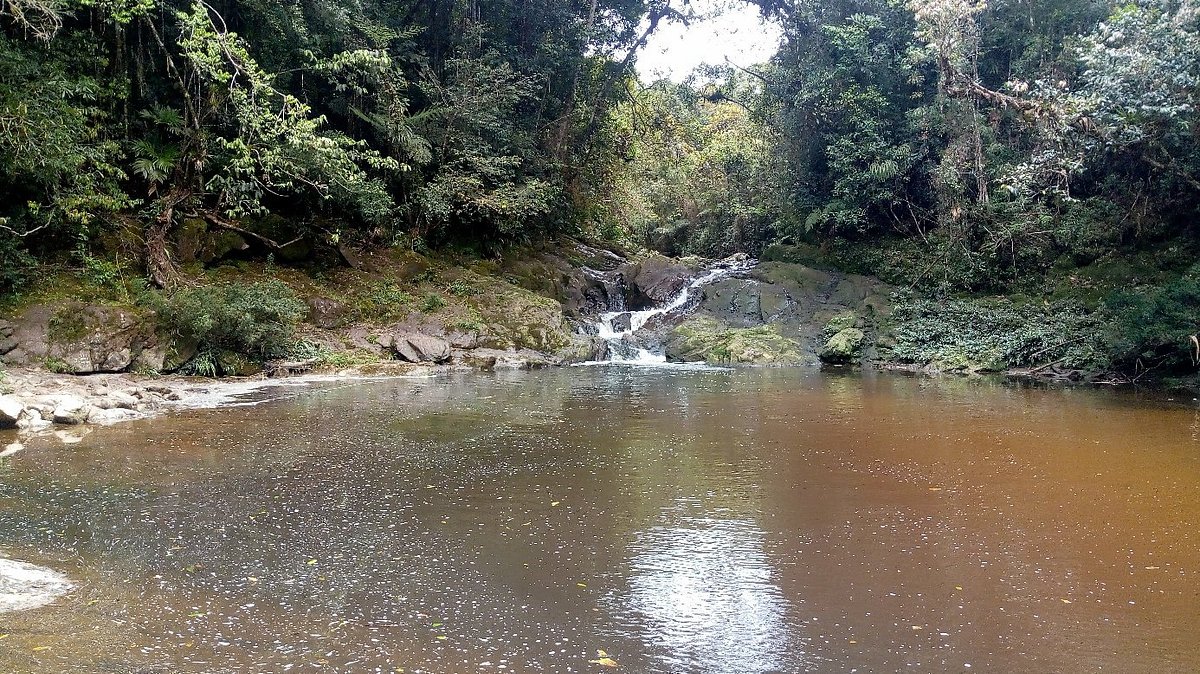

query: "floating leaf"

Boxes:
[588, 657, 618, 667]
[307, 559, 318, 565]
[551, 501, 561, 507]
[32, 646, 51, 652]
[1145, 566, 1160, 570]
[436, 635, 448, 641]
[1061, 599, 1072, 604]
[577, 582, 587, 588]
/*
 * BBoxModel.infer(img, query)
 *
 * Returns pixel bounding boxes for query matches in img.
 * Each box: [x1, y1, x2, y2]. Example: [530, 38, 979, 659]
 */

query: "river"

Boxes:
[2, 368, 1200, 673]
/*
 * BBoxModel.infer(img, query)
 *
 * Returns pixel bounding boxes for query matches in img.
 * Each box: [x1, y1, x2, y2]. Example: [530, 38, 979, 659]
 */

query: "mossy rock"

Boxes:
[819, 327, 865, 364]
[666, 316, 815, 366]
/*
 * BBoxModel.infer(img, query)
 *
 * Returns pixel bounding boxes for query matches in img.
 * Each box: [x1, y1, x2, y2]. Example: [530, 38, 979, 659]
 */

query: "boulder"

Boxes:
[608, 312, 633, 333]
[16, 408, 48, 430]
[307, 296, 347, 329]
[819, 328, 865, 364]
[52, 397, 92, 425]
[391, 333, 451, 364]
[0, 395, 23, 429]
[627, 256, 694, 306]
[103, 391, 140, 410]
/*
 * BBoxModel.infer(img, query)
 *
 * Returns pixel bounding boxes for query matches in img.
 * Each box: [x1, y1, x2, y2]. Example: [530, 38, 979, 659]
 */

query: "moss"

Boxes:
[667, 316, 813, 366]
[47, 305, 90, 342]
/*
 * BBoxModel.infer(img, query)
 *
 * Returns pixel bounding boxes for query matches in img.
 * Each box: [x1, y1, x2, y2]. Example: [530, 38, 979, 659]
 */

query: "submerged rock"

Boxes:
[0, 558, 73, 613]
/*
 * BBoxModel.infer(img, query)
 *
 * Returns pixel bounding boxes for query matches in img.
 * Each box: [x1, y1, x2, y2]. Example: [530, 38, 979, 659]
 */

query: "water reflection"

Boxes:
[622, 501, 802, 673]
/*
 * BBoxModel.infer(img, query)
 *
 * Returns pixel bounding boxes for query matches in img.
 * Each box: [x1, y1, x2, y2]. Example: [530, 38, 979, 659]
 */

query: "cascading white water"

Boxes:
[586, 256, 757, 364]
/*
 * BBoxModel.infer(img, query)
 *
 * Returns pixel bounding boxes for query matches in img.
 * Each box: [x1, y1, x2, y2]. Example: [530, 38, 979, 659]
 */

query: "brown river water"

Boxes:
[2, 367, 1200, 673]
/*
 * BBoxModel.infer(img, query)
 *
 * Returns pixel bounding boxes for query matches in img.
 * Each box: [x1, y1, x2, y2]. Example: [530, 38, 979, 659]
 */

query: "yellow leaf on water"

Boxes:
[0, 634, 8, 639]
[32, 646, 51, 652]
[597, 650, 609, 658]
[848, 640, 857, 644]
[1145, 566, 1160, 570]
[577, 583, 588, 588]
[551, 501, 561, 507]
[1061, 599, 1072, 604]
[911, 626, 923, 630]
[436, 635, 448, 641]
[307, 559, 318, 565]
[588, 657, 618, 667]
[955, 586, 963, 591]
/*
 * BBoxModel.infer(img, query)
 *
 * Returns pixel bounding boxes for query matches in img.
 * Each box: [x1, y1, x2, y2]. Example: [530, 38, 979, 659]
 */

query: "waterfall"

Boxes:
[585, 256, 757, 364]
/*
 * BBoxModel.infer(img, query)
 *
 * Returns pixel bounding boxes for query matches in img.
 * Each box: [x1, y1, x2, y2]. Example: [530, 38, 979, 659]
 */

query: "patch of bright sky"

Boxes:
[636, 0, 783, 83]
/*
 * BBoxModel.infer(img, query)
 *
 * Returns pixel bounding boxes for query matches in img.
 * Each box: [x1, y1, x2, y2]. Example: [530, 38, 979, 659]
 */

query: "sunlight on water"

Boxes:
[623, 508, 801, 673]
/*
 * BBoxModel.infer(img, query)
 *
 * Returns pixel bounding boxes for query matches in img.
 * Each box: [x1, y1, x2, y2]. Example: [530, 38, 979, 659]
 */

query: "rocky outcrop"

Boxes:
[665, 316, 814, 366]
[662, 262, 892, 366]
[1, 302, 157, 374]
[624, 255, 694, 307]
[0, 370, 186, 432]
[387, 332, 452, 363]
[52, 397, 92, 425]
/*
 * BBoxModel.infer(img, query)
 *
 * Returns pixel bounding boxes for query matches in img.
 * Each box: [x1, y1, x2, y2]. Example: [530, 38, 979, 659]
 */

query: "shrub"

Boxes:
[162, 280, 306, 359]
[886, 294, 1109, 371]
[1104, 265, 1200, 372]
[421, 293, 446, 312]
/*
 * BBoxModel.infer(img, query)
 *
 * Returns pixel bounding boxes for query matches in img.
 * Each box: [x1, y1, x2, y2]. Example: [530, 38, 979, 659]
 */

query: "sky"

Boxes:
[635, 1, 783, 83]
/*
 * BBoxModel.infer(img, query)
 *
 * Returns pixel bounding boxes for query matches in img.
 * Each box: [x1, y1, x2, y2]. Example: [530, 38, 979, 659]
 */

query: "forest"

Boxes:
[1, 0, 1199, 378]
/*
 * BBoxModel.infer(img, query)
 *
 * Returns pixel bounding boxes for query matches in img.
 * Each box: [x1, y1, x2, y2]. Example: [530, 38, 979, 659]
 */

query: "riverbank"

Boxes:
[2, 238, 1191, 438]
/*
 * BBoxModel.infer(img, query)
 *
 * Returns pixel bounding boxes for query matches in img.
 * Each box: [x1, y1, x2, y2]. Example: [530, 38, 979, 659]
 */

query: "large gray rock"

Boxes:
[307, 296, 347, 329]
[0, 395, 23, 429]
[391, 333, 451, 363]
[626, 256, 694, 306]
[1, 302, 154, 374]
[52, 397, 92, 425]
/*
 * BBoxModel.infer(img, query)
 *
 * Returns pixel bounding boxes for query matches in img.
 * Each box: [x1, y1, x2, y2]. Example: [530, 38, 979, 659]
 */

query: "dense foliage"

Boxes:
[0, 0, 680, 288]
[4, 0, 1200, 378]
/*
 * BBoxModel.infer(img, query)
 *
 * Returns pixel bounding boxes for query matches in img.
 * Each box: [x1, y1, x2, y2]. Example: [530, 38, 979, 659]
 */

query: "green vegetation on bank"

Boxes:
[2, 0, 1199, 382]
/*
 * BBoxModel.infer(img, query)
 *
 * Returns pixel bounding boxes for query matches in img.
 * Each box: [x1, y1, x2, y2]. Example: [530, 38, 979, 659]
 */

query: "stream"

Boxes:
[3, 368, 1200, 673]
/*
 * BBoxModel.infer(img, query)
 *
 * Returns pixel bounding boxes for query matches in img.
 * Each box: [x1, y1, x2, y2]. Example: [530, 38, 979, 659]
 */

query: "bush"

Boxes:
[1104, 265, 1200, 372]
[162, 280, 307, 359]
[886, 294, 1109, 371]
